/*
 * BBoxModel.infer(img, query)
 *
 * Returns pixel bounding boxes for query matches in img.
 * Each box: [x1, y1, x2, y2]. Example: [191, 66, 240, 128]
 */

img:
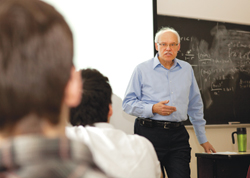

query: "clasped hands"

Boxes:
[152, 100, 176, 116]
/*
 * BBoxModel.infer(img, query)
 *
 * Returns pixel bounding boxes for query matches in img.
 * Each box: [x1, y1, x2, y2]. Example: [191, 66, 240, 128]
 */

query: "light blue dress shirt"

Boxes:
[122, 54, 207, 144]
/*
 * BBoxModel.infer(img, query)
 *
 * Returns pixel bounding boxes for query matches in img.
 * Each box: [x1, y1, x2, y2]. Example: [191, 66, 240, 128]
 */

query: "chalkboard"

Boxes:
[156, 15, 250, 125]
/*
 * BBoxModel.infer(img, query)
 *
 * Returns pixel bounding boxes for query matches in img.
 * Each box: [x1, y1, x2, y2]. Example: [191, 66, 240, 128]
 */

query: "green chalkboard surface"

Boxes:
[156, 15, 250, 125]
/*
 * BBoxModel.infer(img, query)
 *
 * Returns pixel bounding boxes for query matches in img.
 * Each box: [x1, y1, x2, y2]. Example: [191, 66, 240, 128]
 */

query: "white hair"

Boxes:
[154, 27, 180, 44]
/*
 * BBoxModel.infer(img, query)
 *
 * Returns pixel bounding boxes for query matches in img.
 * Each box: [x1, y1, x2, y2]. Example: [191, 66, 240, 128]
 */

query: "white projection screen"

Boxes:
[42, 0, 154, 100]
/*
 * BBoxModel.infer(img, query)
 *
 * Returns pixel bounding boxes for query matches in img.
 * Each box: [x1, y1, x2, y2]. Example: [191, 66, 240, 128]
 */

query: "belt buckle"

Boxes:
[139, 119, 145, 126]
[140, 120, 145, 126]
[139, 118, 153, 127]
[163, 122, 171, 129]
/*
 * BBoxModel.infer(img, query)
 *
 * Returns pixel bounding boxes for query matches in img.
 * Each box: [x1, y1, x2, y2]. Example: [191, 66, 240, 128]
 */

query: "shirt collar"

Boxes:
[153, 53, 161, 69]
[93, 122, 114, 129]
[153, 53, 182, 69]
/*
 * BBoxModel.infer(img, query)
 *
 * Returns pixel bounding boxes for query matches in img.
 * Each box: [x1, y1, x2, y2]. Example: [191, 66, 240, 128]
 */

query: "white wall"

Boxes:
[157, 0, 250, 177]
[42, 0, 154, 100]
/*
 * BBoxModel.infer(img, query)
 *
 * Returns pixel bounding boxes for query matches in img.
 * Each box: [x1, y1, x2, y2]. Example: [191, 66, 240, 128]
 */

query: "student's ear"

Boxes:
[63, 67, 82, 107]
[107, 104, 113, 123]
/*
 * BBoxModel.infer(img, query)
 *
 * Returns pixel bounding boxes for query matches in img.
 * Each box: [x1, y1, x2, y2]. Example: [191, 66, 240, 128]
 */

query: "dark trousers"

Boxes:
[134, 118, 191, 178]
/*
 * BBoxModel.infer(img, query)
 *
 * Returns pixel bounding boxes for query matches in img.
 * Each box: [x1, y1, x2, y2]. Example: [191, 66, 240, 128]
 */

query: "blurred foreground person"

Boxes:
[0, 0, 107, 177]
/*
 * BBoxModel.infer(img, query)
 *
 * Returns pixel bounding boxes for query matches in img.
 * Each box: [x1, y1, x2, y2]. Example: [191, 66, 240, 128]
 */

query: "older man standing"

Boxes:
[122, 27, 216, 178]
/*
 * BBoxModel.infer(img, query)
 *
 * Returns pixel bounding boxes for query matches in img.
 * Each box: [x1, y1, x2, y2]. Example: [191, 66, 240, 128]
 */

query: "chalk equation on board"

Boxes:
[181, 26, 250, 102]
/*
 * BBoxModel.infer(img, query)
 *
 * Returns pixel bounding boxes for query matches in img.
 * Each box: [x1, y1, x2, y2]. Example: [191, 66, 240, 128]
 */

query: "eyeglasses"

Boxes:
[157, 43, 178, 48]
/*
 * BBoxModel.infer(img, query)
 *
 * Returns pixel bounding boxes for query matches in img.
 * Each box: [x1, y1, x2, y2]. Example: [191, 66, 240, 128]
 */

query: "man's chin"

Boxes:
[163, 57, 175, 62]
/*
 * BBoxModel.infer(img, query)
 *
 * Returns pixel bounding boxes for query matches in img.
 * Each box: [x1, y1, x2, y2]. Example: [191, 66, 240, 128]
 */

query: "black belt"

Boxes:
[137, 117, 183, 129]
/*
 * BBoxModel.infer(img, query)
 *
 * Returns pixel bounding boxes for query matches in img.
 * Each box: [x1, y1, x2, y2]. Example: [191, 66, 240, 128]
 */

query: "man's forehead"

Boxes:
[159, 31, 178, 41]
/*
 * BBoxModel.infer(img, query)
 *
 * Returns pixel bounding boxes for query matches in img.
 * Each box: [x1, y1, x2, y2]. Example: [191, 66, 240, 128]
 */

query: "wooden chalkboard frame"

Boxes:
[153, 4, 250, 125]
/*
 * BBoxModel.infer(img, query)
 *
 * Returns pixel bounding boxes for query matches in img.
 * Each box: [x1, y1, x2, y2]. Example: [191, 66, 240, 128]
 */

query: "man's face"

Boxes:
[155, 31, 180, 64]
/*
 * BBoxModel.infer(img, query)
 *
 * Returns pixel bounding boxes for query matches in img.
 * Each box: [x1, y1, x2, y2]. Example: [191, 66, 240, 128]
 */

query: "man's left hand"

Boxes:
[200, 141, 216, 153]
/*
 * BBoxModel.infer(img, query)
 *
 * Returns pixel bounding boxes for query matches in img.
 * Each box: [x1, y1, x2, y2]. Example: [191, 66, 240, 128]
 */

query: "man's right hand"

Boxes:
[152, 100, 177, 116]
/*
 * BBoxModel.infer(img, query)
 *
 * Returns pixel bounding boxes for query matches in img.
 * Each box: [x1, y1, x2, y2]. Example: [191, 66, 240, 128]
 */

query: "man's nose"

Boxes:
[166, 45, 171, 50]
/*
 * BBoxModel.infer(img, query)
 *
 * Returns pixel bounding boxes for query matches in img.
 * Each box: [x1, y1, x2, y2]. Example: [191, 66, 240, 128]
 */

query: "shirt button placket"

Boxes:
[167, 71, 170, 104]
[166, 70, 169, 99]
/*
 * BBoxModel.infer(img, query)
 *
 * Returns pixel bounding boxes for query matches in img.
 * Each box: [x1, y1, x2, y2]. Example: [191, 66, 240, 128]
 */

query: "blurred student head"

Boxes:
[0, 0, 82, 136]
[70, 68, 112, 126]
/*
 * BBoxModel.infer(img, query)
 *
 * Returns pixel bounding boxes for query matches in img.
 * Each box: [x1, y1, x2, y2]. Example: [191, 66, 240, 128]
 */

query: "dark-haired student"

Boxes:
[0, 0, 107, 177]
[66, 68, 161, 178]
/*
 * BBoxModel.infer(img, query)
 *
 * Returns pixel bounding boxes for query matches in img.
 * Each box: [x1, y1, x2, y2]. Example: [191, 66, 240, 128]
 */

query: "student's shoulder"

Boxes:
[99, 125, 150, 146]
[66, 125, 89, 140]
[127, 133, 155, 149]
